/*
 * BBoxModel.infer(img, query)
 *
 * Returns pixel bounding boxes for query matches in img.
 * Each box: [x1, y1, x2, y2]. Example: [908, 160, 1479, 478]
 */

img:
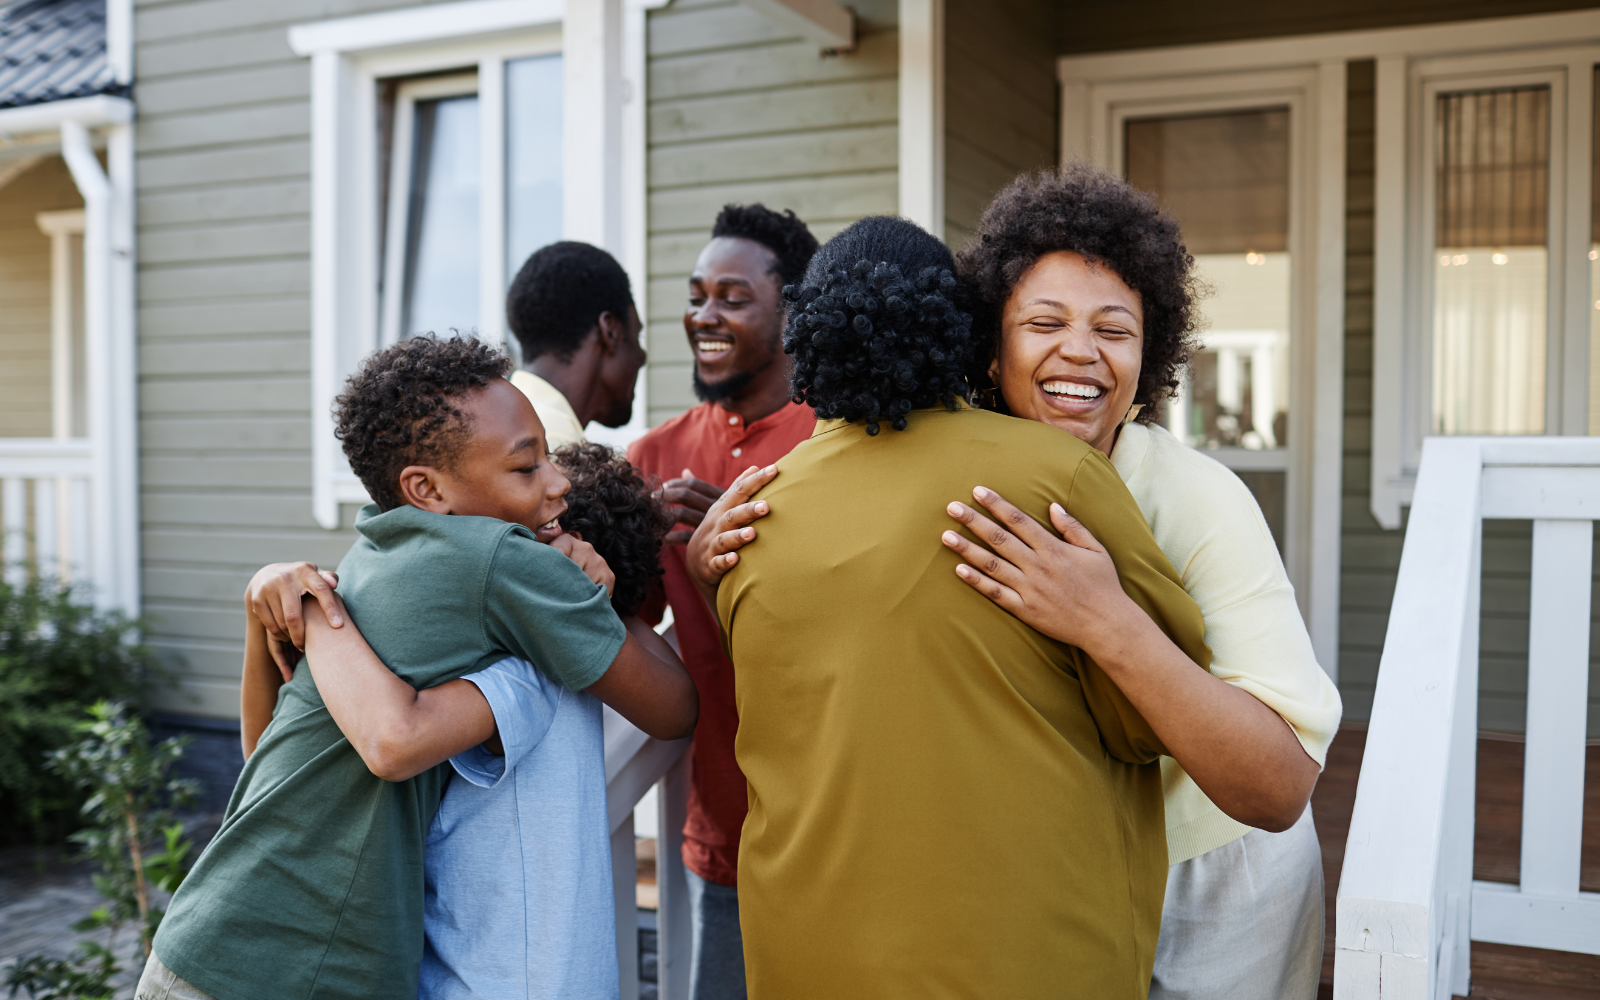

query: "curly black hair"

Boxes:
[507, 241, 635, 363]
[956, 165, 1201, 422]
[711, 203, 819, 289]
[334, 335, 512, 512]
[783, 215, 978, 435]
[553, 443, 673, 618]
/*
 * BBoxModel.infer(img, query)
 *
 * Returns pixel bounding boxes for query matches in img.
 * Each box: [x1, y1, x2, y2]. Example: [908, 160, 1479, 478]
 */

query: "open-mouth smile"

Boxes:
[1039, 378, 1107, 412]
[693, 336, 735, 363]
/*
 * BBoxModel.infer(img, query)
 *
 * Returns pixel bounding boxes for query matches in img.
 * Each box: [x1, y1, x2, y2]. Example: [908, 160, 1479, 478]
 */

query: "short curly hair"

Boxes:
[507, 241, 635, 362]
[334, 335, 512, 512]
[553, 443, 673, 617]
[956, 165, 1201, 421]
[783, 215, 979, 435]
[711, 203, 819, 289]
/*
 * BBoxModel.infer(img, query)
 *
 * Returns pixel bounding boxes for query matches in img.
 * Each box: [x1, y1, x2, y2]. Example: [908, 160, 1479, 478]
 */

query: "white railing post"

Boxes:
[612, 811, 640, 999]
[2, 477, 24, 587]
[1336, 437, 1483, 999]
[656, 750, 692, 1000]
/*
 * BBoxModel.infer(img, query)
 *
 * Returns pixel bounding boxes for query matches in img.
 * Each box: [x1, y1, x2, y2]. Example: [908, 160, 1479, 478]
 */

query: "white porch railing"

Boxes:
[0, 438, 95, 591]
[605, 707, 692, 999]
[1336, 437, 1600, 998]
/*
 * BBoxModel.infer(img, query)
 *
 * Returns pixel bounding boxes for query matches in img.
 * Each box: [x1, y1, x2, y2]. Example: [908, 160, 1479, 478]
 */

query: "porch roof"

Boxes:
[0, 0, 124, 111]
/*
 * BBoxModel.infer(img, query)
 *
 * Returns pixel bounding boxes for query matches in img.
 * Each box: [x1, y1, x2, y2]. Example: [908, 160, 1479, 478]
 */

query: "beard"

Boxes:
[692, 367, 757, 403]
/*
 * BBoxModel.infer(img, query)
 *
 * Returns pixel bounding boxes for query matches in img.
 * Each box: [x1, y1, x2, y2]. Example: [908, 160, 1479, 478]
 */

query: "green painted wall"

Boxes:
[643, 0, 900, 426]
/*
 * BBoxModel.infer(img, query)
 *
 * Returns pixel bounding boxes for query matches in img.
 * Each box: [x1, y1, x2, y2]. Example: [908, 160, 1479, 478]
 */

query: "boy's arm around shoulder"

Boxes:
[301, 596, 500, 782]
[483, 531, 696, 740]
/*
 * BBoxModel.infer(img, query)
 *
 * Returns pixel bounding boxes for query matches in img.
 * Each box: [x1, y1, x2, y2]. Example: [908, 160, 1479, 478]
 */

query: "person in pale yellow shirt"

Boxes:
[506, 241, 646, 448]
[947, 166, 1341, 1000]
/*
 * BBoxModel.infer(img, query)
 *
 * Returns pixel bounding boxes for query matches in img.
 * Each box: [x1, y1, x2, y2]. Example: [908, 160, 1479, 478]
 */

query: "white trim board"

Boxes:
[289, 0, 563, 56]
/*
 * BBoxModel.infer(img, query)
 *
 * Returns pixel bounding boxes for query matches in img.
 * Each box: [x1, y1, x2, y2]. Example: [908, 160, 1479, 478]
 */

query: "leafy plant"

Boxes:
[48, 701, 198, 958]
[4, 703, 200, 999]
[3, 944, 117, 1000]
[0, 571, 161, 845]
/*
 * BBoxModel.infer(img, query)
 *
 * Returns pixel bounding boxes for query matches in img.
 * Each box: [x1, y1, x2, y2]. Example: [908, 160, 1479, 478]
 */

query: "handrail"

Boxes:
[604, 708, 692, 1000]
[1336, 436, 1600, 998]
[0, 437, 93, 478]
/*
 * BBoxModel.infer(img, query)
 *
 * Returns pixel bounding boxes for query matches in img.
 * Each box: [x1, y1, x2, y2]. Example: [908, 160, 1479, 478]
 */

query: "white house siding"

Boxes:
[133, 0, 434, 719]
[642, 0, 899, 426]
[0, 157, 80, 438]
[941, 0, 1055, 252]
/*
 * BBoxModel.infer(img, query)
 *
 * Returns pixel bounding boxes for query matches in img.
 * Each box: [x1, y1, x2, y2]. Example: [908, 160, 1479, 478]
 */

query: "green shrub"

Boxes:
[0, 572, 162, 845]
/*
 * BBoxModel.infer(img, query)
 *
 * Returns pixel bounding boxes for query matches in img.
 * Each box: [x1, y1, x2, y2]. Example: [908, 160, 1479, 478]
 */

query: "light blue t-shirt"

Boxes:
[419, 657, 619, 1000]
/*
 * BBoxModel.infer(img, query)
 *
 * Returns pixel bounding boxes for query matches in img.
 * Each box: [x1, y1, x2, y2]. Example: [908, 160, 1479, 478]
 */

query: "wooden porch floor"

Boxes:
[1314, 727, 1600, 999]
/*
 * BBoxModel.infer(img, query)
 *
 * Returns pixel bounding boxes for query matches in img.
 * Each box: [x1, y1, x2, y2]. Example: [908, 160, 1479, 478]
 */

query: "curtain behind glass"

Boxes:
[1431, 86, 1549, 435]
[402, 95, 481, 339]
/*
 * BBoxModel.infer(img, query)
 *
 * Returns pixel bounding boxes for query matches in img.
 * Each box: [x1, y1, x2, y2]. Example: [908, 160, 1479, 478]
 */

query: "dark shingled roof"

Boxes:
[0, 0, 127, 111]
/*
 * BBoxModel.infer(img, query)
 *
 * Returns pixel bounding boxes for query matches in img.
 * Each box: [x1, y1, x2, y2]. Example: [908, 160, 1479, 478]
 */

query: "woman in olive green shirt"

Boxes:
[689, 216, 1210, 999]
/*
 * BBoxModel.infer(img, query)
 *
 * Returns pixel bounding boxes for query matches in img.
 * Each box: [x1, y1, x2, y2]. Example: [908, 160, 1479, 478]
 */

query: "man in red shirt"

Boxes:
[628, 204, 817, 1000]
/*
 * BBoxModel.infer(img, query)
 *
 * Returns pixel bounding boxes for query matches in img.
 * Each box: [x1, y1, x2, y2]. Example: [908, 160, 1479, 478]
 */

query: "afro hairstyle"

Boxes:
[553, 443, 674, 618]
[956, 164, 1201, 422]
[334, 334, 513, 512]
[783, 215, 979, 435]
[507, 241, 635, 363]
[710, 203, 820, 290]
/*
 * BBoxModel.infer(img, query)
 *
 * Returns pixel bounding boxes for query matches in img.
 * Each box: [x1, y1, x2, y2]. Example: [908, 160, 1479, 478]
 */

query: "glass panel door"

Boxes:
[402, 94, 481, 339]
[1431, 86, 1550, 435]
[1125, 107, 1293, 548]
[505, 53, 563, 283]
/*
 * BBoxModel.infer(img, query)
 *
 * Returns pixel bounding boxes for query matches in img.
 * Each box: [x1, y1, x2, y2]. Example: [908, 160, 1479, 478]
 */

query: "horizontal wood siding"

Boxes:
[644, 0, 899, 426]
[133, 0, 432, 719]
[941, 0, 1056, 251]
[0, 157, 80, 438]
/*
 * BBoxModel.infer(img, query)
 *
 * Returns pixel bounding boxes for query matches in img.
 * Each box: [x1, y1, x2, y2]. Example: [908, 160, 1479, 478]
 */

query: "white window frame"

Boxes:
[1373, 47, 1600, 528]
[1059, 62, 1347, 677]
[290, 0, 658, 529]
[1058, 8, 1600, 679]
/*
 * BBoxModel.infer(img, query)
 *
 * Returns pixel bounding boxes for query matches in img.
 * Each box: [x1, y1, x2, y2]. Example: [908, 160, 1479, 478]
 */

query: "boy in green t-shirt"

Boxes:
[141, 336, 697, 1000]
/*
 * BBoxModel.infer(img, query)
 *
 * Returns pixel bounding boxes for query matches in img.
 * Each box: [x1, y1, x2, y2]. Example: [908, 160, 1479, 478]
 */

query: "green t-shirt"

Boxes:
[153, 504, 627, 1000]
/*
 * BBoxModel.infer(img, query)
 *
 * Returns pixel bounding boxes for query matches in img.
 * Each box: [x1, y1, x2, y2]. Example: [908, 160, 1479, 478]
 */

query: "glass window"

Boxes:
[1591, 68, 1600, 436]
[1431, 86, 1550, 436]
[1126, 107, 1292, 548]
[401, 94, 481, 339]
[506, 54, 563, 283]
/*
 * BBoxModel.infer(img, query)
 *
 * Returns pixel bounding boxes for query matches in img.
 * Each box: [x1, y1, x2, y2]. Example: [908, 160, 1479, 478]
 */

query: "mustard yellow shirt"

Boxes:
[718, 406, 1212, 1000]
[1110, 422, 1343, 864]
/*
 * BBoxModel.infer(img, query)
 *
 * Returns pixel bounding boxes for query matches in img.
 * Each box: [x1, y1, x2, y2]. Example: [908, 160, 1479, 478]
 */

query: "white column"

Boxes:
[654, 752, 692, 1000]
[59, 120, 118, 612]
[611, 812, 640, 999]
[897, 0, 943, 238]
[565, 0, 625, 255]
[107, 123, 139, 617]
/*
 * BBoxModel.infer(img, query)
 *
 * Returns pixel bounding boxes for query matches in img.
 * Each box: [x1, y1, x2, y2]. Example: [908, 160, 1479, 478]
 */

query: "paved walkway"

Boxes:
[0, 846, 144, 997]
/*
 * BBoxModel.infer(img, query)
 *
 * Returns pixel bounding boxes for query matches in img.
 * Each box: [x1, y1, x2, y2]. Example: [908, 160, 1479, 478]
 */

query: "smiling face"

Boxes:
[684, 236, 787, 402]
[401, 378, 572, 541]
[994, 251, 1145, 456]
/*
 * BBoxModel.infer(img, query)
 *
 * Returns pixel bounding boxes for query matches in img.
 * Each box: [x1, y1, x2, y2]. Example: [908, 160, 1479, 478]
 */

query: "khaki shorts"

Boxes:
[135, 952, 216, 1000]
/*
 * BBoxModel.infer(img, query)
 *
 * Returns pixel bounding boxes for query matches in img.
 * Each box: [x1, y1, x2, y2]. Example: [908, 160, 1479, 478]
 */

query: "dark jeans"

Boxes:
[686, 869, 747, 1000]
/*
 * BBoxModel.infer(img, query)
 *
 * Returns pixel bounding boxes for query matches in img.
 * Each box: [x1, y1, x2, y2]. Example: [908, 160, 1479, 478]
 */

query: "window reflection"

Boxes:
[506, 54, 563, 284]
[402, 95, 480, 339]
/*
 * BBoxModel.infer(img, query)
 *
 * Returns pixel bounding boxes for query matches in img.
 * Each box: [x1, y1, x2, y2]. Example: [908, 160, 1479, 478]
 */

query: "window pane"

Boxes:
[1126, 107, 1292, 550]
[506, 54, 563, 282]
[403, 95, 480, 339]
[1591, 67, 1600, 435]
[1432, 86, 1549, 435]
[1126, 108, 1292, 453]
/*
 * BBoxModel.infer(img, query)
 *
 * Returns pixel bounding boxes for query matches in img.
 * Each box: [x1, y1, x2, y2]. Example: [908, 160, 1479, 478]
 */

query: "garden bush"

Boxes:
[0, 571, 162, 845]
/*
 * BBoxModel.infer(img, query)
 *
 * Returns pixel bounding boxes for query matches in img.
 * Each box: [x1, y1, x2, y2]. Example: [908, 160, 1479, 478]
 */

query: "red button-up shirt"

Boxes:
[628, 400, 816, 886]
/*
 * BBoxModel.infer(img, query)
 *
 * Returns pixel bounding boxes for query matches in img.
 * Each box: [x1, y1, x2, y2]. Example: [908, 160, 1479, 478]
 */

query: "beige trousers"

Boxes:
[135, 952, 216, 1000]
[1149, 806, 1325, 1000]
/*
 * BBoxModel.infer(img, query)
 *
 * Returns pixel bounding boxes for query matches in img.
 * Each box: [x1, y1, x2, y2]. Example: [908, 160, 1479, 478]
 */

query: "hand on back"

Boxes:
[684, 464, 779, 590]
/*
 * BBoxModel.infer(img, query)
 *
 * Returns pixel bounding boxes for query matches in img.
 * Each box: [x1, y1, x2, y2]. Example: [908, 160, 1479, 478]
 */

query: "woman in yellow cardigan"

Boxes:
[941, 167, 1342, 999]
